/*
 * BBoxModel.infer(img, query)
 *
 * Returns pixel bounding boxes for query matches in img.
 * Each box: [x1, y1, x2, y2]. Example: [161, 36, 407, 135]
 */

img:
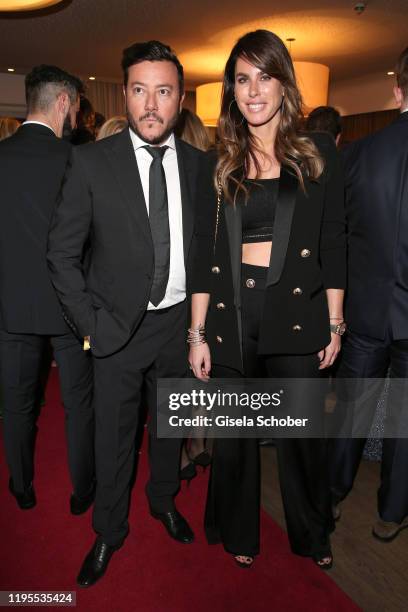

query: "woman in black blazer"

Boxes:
[189, 30, 346, 569]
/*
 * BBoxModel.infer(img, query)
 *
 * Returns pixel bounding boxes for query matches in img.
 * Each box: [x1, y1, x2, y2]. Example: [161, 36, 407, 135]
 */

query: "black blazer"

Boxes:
[342, 112, 408, 340]
[191, 133, 346, 372]
[0, 123, 71, 335]
[47, 128, 204, 357]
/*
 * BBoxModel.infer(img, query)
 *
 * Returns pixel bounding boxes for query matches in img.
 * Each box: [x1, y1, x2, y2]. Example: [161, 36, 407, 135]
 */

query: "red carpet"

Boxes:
[0, 370, 360, 611]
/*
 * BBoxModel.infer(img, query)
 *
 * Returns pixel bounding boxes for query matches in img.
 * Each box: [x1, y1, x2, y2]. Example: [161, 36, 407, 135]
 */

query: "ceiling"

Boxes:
[0, 0, 407, 88]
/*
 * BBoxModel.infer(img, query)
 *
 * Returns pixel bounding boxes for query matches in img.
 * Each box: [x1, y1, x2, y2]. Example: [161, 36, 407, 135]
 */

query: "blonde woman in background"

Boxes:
[96, 116, 128, 140]
[0, 117, 20, 141]
[175, 108, 211, 151]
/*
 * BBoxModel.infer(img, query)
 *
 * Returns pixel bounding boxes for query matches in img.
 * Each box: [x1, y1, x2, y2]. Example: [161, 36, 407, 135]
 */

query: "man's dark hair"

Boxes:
[396, 47, 408, 101]
[306, 106, 342, 141]
[121, 40, 184, 95]
[25, 65, 80, 114]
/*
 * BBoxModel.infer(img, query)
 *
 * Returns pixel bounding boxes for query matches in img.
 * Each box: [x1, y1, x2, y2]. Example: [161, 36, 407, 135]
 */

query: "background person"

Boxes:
[175, 108, 211, 151]
[306, 105, 342, 146]
[96, 115, 128, 140]
[330, 47, 408, 542]
[0, 65, 94, 514]
[0, 117, 21, 141]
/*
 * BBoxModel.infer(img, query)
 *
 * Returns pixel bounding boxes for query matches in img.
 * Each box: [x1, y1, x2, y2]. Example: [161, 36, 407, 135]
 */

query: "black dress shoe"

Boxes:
[77, 538, 121, 588]
[70, 485, 96, 515]
[9, 478, 36, 510]
[150, 509, 194, 543]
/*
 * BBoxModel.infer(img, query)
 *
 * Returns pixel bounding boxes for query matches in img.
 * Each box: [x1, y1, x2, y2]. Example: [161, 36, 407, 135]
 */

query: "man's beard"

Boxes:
[127, 109, 179, 145]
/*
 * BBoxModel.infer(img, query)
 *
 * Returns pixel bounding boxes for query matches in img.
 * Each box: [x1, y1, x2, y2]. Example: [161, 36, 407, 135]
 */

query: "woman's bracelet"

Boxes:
[187, 325, 206, 346]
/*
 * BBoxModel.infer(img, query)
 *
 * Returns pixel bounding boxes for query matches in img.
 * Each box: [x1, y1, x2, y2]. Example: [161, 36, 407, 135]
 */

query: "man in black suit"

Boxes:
[330, 48, 408, 541]
[47, 41, 204, 587]
[0, 66, 94, 514]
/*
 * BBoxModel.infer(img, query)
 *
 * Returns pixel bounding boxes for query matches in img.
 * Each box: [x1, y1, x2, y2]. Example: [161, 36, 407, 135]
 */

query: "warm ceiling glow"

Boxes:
[7, 68, 15, 72]
[89, 76, 96, 81]
[196, 82, 223, 127]
[294, 62, 329, 114]
[387, 71, 395, 75]
[0, 0, 62, 10]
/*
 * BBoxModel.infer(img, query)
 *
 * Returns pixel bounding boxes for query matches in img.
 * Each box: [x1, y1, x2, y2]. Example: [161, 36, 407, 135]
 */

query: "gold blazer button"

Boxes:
[293, 287, 303, 296]
[216, 302, 226, 309]
[216, 335, 223, 343]
[300, 249, 311, 258]
[211, 266, 220, 274]
[292, 324, 302, 332]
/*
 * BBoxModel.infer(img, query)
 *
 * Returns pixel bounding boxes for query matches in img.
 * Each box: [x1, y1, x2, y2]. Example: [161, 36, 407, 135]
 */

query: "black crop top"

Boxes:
[242, 178, 279, 243]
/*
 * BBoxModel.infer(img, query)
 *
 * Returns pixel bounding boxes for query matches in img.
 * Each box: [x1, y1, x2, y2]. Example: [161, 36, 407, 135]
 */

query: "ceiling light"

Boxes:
[7, 68, 15, 72]
[89, 76, 96, 81]
[387, 71, 395, 76]
[196, 82, 223, 127]
[294, 62, 329, 114]
[0, 0, 62, 10]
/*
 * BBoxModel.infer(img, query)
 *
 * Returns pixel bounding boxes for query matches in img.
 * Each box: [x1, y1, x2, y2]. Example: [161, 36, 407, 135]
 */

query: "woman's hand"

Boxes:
[318, 333, 341, 369]
[189, 343, 211, 381]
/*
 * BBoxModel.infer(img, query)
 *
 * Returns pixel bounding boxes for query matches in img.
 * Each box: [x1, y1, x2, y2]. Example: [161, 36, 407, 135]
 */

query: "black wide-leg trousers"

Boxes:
[0, 329, 94, 497]
[92, 301, 188, 547]
[205, 264, 333, 558]
[330, 328, 408, 523]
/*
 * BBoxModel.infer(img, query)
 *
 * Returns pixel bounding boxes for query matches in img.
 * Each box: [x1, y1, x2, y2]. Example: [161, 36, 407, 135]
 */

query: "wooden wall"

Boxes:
[341, 109, 399, 144]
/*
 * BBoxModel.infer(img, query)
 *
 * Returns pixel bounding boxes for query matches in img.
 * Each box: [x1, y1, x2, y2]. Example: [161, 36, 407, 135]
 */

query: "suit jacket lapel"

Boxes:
[175, 139, 195, 265]
[224, 199, 242, 308]
[105, 129, 153, 249]
[266, 166, 298, 286]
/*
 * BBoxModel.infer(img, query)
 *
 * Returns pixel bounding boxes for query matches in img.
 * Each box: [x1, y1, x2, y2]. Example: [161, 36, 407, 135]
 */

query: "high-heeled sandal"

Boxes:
[191, 449, 211, 469]
[312, 553, 333, 570]
[179, 461, 197, 485]
[234, 555, 254, 569]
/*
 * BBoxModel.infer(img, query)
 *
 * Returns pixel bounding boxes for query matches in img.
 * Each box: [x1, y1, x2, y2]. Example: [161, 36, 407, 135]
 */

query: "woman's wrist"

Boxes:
[187, 324, 207, 346]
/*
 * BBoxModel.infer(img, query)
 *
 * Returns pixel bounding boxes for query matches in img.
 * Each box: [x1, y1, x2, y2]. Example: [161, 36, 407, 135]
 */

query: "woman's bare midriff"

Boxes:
[242, 241, 272, 267]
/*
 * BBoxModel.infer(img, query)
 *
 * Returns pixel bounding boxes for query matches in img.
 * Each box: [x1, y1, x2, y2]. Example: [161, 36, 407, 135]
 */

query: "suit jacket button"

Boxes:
[212, 266, 220, 274]
[245, 278, 255, 288]
[292, 324, 302, 332]
[300, 249, 311, 258]
[216, 335, 223, 343]
[216, 302, 226, 310]
[293, 287, 303, 296]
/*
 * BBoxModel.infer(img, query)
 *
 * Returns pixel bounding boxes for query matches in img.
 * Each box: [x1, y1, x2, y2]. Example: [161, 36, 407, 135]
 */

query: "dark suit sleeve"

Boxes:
[47, 147, 95, 337]
[316, 134, 347, 289]
[189, 151, 218, 294]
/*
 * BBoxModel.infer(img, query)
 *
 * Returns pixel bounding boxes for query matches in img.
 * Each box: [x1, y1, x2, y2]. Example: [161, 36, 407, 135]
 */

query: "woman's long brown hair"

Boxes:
[216, 29, 324, 202]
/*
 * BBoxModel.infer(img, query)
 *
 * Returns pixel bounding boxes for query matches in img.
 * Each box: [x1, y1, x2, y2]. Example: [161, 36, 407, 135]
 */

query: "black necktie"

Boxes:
[144, 145, 170, 306]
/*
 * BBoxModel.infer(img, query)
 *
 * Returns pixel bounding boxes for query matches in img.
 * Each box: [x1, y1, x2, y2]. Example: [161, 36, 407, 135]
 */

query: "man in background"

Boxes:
[0, 65, 94, 515]
[330, 48, 408, 541]
[306, 105, 342, 146]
